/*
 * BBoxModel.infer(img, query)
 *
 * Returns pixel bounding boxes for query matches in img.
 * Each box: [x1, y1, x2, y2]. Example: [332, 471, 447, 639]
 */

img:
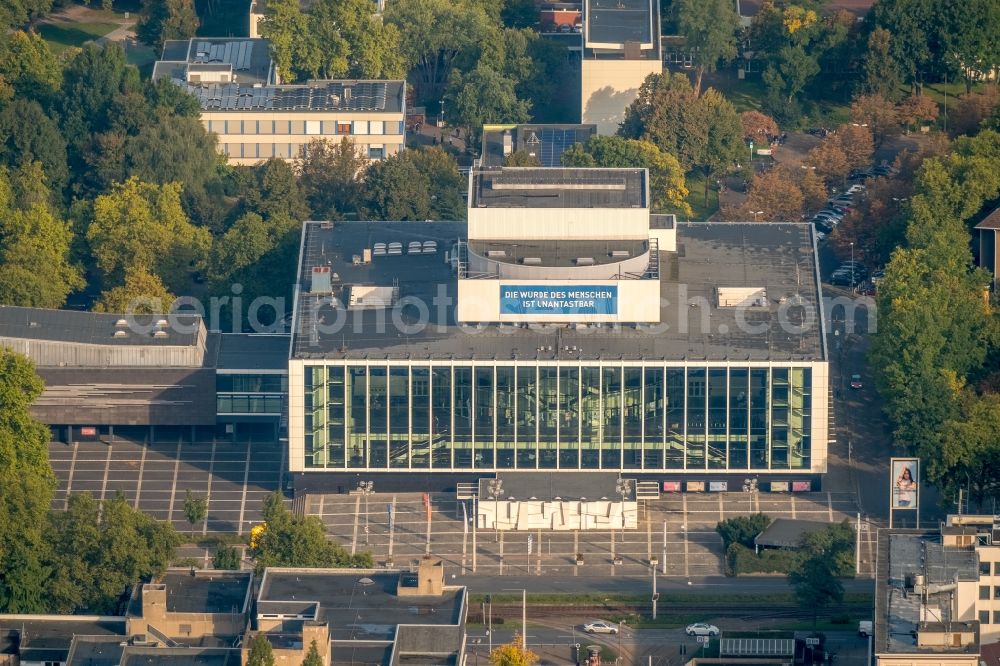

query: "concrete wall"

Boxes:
[478, 499, 638, 531]
[288, 359, 305, 473]
[877, 657, 978, 666]
[581, 58, 662, 135]
[468, 207, 649, 241]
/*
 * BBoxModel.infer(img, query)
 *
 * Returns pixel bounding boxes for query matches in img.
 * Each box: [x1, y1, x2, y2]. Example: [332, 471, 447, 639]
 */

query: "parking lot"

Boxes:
[48, 426, 284, 535]
[305, 489, 875, 578]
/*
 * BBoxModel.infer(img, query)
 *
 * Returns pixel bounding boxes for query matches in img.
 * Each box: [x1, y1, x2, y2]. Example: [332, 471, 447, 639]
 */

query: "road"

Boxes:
[453, 574, 874, 595]
[466, 624, 872, 666]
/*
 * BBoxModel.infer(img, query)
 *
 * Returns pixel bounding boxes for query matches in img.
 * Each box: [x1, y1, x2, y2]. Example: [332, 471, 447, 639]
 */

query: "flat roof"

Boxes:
[0, 617, 126, 662]
[0, 306, 203, 348]
[128, 570, 252, 616]
[875, 531, 980, 655]
[65, 635, 125, 666]
[754, 519, 831, 548]
[258, 570, 464, 641]
[119, 646, 241, 665]
[471, 167, 647, 209]
[468, 239, 649, 268]
[585, 0, 654, 47]
[291, 221, 826, 362]
[217, 334, 289, 371]
[481, 124, 597, 167]
[180, 80, 405, 113]
[156, 38, 272, 85]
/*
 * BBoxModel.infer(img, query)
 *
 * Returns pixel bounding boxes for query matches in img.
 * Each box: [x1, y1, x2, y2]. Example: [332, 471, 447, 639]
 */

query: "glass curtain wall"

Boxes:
[304, 363, 814, 472]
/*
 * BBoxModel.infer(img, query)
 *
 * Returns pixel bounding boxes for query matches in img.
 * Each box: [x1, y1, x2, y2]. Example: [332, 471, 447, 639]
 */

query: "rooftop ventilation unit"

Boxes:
[610, 250, 630, 258]
[387, 242, 403, 256]
[311, 266, 333, 293]
[407, 241, 423, 254]
[422, 241, 438, 252]
[113, 330, 128, 338]
[115, 319, 128, 327]
[574, 257, 595, 266]
[153, 330, 169, 338]
[155, 319, 168, 328]
[487, 250, 507, 258]
[521, 257, 542, 265]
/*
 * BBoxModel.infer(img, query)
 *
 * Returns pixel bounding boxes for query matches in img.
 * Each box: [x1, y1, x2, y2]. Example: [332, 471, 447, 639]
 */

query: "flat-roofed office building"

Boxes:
[287, 167, 830, 491]
[152, 38, 405, 165]
[580, 0, 662, 134]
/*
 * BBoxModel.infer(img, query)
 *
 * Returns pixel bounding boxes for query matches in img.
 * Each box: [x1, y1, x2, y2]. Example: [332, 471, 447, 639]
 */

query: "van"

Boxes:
[858, 621, 873, 637]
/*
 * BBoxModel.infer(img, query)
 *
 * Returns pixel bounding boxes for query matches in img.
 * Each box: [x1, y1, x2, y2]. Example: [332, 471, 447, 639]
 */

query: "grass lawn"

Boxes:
[684, 173, 720, 221]
[39, 20, 118, 53]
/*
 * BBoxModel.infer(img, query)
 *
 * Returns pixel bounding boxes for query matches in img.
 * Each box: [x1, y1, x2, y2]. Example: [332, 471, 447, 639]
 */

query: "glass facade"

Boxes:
[302, 363, 813, 471]
[217, 373, 287, 414]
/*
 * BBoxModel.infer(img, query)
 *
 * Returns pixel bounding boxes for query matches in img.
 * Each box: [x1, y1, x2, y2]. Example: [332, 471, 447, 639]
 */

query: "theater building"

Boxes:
[287, 167, 830, 491]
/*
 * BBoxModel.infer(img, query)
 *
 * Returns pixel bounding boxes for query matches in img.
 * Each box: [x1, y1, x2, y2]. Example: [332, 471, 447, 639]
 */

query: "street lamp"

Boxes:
[850, 242, 855, 290]
[749, 140, 754, 165]
[357, 480, 374, 544]
[615, 478, 632, 529]
[751, 210, 764, 222]
[487, 478, 504, 541]
[742, 476, 758, 513]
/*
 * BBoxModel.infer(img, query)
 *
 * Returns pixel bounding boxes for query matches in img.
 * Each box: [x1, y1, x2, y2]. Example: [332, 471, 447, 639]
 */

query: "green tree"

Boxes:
[213, 544, 242, 570]
[673, 0, 739, 95]
[716, 514, 772, 549]
[259, 0, 312, 83]
[211, 211, 299, 284]
[246, 634, 276, 666]
[800, 521, 856, 577]
[937, 393, 1000, 511]
[504, 149, 541, 167]
[307, 0, 405, 79]
[137, 0, 199, 49]
[385, 0, 495, 104]
[47, 493, 179, 614]
[239, 158, 310, 224]
[564, 135, 691, 215]
[865, 0, 939, 90]
[696, 88, 744, 206]
[444, 63, 530, 153]
[183, 490, 208, 532]
[861, 27, 902, 101]
[0, 30, 61, 100]
[363, 148, 464, 221]
[762, 45, 820, 106]
[489, 633, 538, 666]
[300, 640, 323, 666]
[296, 138, 368, 220]
[248, 492, 371, 575]
[94, 266, 175, 315]
[0, 0, 52, 29]
[789, 552, 844, 626]
[0, 203, 84, 308]
[0, 99, 69, 194]
[86, 177, 211, 292]
[941, 0, 1000, 93]
[0, 349, 56, 613]
[620, 72, 707, 171]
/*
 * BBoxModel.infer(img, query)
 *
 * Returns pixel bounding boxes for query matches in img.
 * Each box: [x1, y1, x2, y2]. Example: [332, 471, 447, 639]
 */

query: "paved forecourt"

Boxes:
[48, 425, 284, 535]
[305, 489, 868, 578]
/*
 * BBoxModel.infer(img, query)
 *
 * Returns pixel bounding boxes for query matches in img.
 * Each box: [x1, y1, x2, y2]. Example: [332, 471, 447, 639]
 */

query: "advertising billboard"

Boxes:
[770, 481, 789, 492]
[891, 458, 919, 510]
[686, 481, 705, 492]
[662, 481, 682, 492]
[708, 481, 728, 492]
[499, 285, 618, 315]
[792, 481, 812, 492]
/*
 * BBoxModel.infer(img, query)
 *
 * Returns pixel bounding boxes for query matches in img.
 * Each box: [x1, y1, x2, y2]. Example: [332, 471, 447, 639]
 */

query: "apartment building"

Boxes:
[152, 38, 405, 166]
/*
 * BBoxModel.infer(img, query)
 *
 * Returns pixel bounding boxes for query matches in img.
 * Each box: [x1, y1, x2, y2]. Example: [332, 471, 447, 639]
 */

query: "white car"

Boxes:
[847, 184, 866, 194]
[584, 621, 619, 634]
[685, 623, 720, 637]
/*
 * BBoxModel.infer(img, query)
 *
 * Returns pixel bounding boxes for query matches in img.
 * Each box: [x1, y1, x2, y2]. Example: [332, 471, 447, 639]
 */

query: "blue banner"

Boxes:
[500, 285, 618, 315]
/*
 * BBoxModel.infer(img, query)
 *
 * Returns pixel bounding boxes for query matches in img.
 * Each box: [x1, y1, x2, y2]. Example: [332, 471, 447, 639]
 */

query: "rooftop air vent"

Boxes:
[610, 250, 630, 258]
[487, 250, 507, 258]
[153, 330, 168, 338]
[113, 330, 128, 338]
[521, 257, 542, 265]
[115, 319, 128, 327]
[155, 319, 168, 328]
[574, 257, 595, 266]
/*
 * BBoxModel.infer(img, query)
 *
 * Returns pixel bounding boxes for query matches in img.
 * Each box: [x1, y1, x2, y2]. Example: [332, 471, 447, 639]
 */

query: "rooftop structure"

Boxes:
[872, 518, 1000, 666]
[0, 617, 126, 666]
[470, 166, 647, 209]
[254, 561, 467, 665]
[289, 220, 824, 362]
[580, 0, 661, 133]
[480, 124, 597, 167]
[152, 38, 406, 165]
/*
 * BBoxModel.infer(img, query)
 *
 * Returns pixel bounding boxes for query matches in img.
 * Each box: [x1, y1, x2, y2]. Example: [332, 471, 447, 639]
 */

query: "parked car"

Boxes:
[847, 184, 866, 194]
[813, 220, 833, 234]
[817, 209, 845, 219]
[686, 623, 720, 637]
[870, 269, 885, 284]
[584, 621, 619, 634]
[872, 165, 894, 176]
[850, 374, 863, 389]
